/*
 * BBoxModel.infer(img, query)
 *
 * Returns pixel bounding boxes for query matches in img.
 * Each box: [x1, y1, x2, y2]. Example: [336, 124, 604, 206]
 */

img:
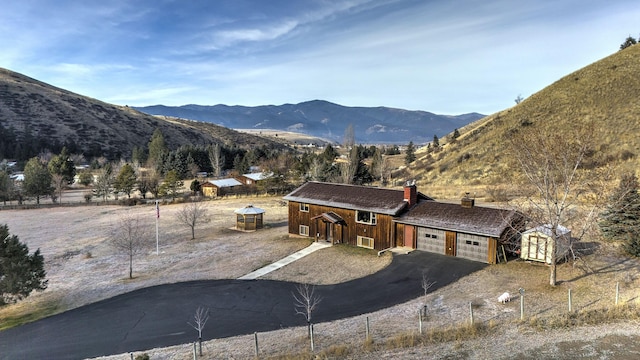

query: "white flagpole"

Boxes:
[155, 200, 159, 255]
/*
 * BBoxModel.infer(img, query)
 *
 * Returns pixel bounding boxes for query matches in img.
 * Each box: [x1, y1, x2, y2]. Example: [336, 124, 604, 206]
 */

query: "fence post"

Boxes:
[616, 282, 620, 305]
[254, 332, 259, 358]
[365, 316, 370, 340]
[418, 309, 423, 335]
[469, 302, 474, 325]
[519, 288, 525, 320]
[193, 342, 197, 360]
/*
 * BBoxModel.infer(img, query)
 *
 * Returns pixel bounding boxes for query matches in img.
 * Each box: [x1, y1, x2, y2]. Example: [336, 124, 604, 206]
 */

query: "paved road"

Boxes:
[0, 252, 485, 359]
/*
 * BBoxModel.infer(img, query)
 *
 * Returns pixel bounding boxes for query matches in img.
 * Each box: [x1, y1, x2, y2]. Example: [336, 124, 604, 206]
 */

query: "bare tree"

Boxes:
[175, 200, 210, 240]
[339, 146, 359, 184]
[110, 213, 149, 279]
[208, 144, 224, 178]
[51, 173, 65, 204]
[421, 271, 436, 306]
[293, 283, 322, 338]
[507, 121, 605, 286]
[343, 123, 355, 149]
[188, 306, 210, 356]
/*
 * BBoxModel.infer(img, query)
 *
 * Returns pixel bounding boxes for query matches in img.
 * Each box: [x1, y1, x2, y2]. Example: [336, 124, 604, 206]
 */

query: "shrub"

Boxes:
[134, 354, 150, 360]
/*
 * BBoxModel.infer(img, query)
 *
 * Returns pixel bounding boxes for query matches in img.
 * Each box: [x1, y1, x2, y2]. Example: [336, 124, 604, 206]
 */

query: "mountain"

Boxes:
[411, 44, 640, 188]
[134, 101, 485, 144]
[0, 68, 286, 161]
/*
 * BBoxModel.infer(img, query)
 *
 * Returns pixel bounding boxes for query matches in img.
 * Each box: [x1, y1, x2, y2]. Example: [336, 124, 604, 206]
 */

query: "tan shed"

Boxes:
[521, 224, 572, 264]
[234, 205, 265, 231]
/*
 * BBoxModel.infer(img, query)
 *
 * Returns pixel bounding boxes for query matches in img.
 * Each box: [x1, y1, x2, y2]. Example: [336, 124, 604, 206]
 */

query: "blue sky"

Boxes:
[1, 0, 638, 114]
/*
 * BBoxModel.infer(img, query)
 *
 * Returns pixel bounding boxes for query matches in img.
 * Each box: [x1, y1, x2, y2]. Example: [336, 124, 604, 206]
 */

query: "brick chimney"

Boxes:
[461, 192, 475, 208]
[403, 180, 417, 208]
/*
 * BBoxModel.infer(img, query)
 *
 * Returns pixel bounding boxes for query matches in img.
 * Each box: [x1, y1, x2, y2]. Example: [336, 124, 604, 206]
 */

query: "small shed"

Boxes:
[234, 205, 265, 231]
[521, 224, 572, 264]
[201, 178, 243, 197]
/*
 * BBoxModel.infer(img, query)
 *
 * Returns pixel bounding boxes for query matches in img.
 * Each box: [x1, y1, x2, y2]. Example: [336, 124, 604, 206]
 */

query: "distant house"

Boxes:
[9, 172, 24, 182]
[201, 178, 243, 197]
[283, 181, 524, 264]
[520, 224, 572, 264]
[237, 172, 271, 186]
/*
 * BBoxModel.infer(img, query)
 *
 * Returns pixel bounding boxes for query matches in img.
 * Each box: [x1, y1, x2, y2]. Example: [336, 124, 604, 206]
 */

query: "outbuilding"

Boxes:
[201, 178, 243, 197]
[520, 224, 572, 264]
[234, 205, 265, 231]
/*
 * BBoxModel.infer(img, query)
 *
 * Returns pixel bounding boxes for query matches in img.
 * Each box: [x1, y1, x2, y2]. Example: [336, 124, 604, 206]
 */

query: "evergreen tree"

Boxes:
[405, 141, 416, 165]
[433, 134, 440, 148]
[48, 147, 76, 202]
[23, 157, 53, 204]
[0, 224, 48, 305]
[600, 173, 640, 256]
[620, 36, 637, 50]
[452, 128, 461, 140]
[114, 163, 137, 198]
[160, 170, 184, 201]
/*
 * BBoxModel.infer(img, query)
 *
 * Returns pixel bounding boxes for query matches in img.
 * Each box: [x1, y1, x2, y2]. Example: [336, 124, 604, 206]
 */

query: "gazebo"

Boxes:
[234, 205, 265, 231]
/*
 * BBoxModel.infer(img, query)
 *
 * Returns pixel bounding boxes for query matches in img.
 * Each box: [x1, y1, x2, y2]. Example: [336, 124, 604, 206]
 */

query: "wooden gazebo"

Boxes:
[234, 205, 265, 231]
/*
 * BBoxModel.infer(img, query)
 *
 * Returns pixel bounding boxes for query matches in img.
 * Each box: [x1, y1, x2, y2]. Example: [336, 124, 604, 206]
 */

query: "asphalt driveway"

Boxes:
[0, 251, 485, 359]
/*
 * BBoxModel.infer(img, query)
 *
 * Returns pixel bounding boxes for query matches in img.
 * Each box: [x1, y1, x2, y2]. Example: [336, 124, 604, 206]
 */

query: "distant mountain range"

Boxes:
[134, 101, 485, 144]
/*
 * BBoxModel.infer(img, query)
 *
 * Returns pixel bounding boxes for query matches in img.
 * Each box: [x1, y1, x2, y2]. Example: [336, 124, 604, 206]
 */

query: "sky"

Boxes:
[1, 0, 638, 115]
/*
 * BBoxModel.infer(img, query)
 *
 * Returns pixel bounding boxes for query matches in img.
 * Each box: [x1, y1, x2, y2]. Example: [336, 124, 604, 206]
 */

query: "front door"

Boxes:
[445, 231, 456, 256]
[404, 225, 415, 248]
[325, 222, 333, 243]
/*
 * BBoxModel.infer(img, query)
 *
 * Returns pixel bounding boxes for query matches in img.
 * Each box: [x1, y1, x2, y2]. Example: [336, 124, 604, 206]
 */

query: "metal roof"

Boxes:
[206, 178, 243, 188]
[234, 205, 265, 215]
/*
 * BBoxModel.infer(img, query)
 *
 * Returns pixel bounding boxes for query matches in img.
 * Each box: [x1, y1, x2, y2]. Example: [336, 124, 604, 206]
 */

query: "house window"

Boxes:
[299, 225, 310, 236]
[357, 235, 374, 249]
[425, 233, 438, 239]
[356, 210, 377, 225]
[299, 203, 309, 212]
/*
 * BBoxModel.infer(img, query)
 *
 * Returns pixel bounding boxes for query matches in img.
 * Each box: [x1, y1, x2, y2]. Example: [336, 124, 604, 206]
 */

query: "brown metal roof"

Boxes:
[397, 201, 521, 238]
[283, 181, 430, 216]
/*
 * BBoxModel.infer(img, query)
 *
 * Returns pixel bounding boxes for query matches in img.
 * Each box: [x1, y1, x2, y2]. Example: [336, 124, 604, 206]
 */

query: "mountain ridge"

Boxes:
[134, 100, 485, 144]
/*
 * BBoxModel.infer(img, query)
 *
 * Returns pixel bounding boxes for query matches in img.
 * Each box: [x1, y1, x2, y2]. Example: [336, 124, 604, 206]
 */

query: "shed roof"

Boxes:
[205, 178, 243, 188]
[523, 224, 571, 237]
[283, 181, 430, 216]
[396, 201, 521, 238]
[234, 205, 265, 215]
[242, 172, 271, 181]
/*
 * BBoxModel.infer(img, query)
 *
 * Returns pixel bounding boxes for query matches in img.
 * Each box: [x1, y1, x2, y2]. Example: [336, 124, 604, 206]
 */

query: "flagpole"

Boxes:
[155, 200, 159, 255]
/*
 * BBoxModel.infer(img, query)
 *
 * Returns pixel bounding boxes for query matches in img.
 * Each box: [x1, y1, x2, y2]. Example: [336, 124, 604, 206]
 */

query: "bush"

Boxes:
[134, 354, 150, 360]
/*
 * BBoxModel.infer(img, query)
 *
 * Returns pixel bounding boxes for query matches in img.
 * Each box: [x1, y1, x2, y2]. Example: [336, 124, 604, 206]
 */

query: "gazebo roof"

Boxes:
[234, 204, 265, 215]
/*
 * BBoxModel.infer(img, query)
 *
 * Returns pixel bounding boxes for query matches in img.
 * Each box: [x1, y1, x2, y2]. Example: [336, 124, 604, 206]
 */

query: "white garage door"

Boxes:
[416, 227, 445, 254]
[456, 233, 488, 263]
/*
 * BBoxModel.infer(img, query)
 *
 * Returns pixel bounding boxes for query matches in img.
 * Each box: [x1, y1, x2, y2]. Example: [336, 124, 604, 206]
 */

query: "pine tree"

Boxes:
[600, 173, 640, 256]
[0, 224, 48, 305]
[405, 141, 416, 165]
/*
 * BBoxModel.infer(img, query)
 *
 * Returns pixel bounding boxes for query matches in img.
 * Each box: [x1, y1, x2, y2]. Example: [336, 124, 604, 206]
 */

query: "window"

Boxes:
[357, 235, 374, 249]
[356, 210, 377, 225]
[299, 225, 310, 236]
[425, 233, 438, 239]
[299, 203, 309, 212]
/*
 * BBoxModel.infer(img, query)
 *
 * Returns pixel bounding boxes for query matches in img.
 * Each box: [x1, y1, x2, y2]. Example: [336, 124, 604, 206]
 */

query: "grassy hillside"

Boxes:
[0, 68, 286, 160]
[408, 44, 640, 197]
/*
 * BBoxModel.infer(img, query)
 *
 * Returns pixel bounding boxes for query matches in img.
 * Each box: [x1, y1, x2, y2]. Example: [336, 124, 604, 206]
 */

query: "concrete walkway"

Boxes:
[238, 241, 332, 280]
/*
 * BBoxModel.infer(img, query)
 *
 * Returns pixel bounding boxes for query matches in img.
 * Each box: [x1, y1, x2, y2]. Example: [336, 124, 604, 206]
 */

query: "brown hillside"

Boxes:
[0, 68, 286, 159]
[410, 44, 640, 194]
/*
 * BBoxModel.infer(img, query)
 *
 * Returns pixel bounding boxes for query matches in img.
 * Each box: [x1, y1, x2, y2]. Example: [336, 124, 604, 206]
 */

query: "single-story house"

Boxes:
[520, 224, 572, 264]
[283, 181, 524, 264]
[201, 178, 243, 197]
[237, 172, 272, 185]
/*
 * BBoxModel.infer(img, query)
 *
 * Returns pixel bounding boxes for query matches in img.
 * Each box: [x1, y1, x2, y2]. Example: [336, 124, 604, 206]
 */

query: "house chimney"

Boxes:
[403, 180, 417, 208]
[461, 192, 475, 208]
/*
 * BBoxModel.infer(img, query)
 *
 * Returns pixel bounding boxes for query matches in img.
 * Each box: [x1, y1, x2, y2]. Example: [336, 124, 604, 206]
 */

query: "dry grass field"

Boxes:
[2, 195, 640, 359]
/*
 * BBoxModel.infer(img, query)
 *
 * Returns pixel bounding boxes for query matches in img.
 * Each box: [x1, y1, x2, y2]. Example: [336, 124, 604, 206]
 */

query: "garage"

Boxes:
[416, 227, 445, 254]
[456, 233, 489, 262]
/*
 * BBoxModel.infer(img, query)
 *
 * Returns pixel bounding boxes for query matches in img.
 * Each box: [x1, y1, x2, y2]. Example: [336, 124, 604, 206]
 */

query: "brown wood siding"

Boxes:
[487, 237, 497, 264]
[287, 201, 394, 250]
